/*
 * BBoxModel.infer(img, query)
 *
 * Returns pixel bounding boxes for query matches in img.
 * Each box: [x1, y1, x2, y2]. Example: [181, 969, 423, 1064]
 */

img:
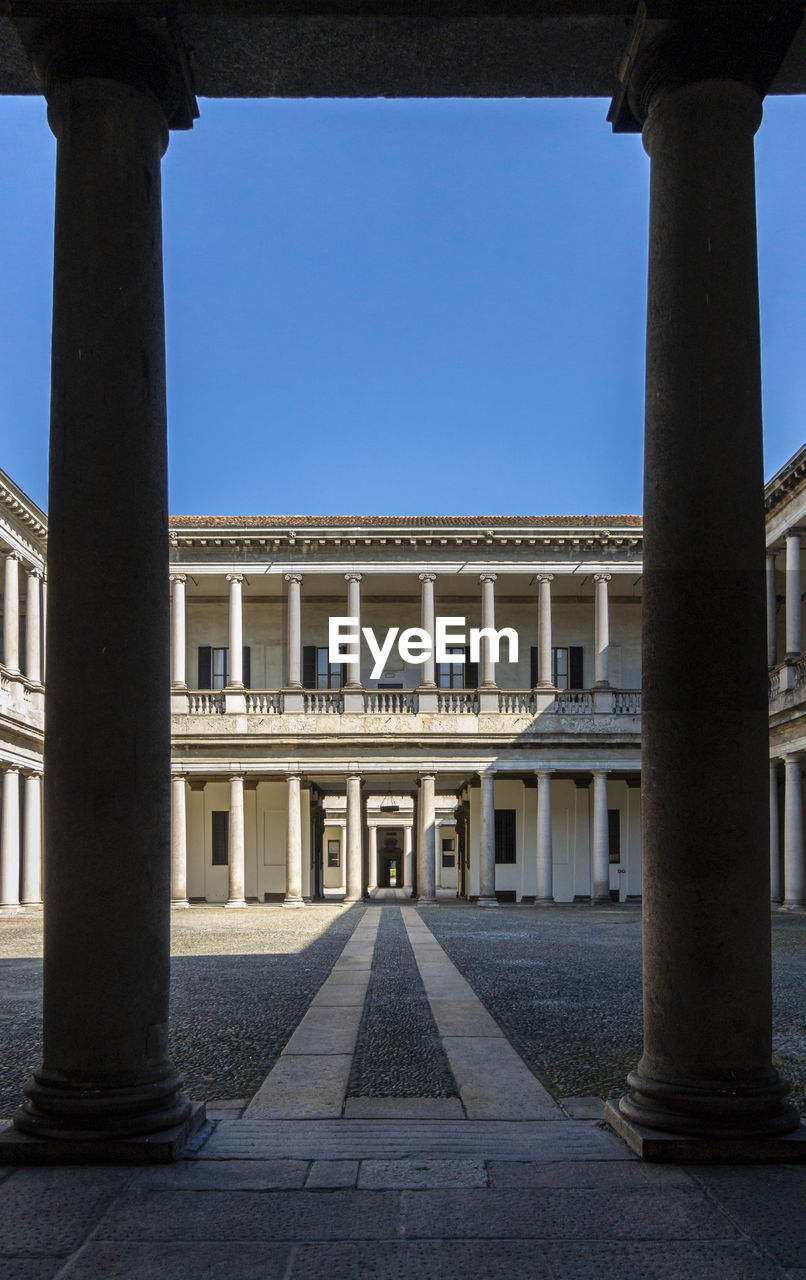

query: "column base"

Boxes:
[0, 905, 23, 916]
[780, 901, 806, 911]
[416, 895, 437, 905]
[225, 899, 248, 909]
[343, 895, 362, 904]
[533, 897, 555, 906]
[282, 896, 305, 909]
[476, 896, 500, 908]
[0, 1101, 206, 1166]
[591, 894, 612, 905]
[605, 1100, 806, 1163]
[171, 899, 190, 910]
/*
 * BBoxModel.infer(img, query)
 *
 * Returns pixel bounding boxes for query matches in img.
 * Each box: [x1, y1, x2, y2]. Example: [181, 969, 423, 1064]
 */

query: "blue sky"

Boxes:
[2, 93, 806, 517]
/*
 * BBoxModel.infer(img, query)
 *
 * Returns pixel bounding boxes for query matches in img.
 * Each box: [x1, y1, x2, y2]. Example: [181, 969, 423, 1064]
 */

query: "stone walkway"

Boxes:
[1, 904, 806, 1278]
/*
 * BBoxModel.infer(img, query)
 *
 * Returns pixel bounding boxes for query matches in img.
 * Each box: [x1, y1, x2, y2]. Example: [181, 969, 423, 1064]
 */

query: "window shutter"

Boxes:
[211, 811, 229, 865]
[569, 646, 584, 689]
[198, 645, 212, 689]
[530, 645, 539, 687]
[302, 645, 316, 688]
[242, 646, 251, 689]
[464, 645, 479, 689]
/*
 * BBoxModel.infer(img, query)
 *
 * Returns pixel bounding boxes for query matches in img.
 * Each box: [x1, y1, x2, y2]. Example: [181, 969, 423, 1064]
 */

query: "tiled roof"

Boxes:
[169, 514, 642, 528]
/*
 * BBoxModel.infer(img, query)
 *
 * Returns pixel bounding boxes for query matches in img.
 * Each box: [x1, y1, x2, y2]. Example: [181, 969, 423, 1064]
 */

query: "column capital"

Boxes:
[591, 769, 608, 780]
[418, 773, 436, 784]
[2, 765, 20, 776]
[535, 573, 554, 584]
[787, 528, 805, 542]
[284, 572, 303, 585]
[171, 769, 188, 781]
[593, 573, 612, 584]
[4, 551, 20, 564]
[535, 768, 553, 779]
[344, 572, 363, 584]
[783, 754, 802, 768]
[228, 772, 245, 783]
[226, 573, 243, 585]
[479, 572, 497, 584]
[418, 572, 436, 583]
[170, 573, 187, 585]
[286, 771, 301, 783]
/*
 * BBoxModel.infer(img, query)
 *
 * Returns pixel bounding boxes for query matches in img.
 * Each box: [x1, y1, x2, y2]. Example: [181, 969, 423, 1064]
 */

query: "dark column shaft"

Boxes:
[620, 78, 797, 1137]
[15, 77, 190, 1138]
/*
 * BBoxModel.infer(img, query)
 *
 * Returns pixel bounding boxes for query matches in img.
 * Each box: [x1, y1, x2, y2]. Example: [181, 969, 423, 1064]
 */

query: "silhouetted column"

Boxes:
[344, 574, 362, 689]
[766, 552, 777, 669]
[25, 569, 42, 684]
[0, 767, 20, 909]
[12, 60, 195, 1144]
[479, 574, 497, 688]
[417, 775, 436, 903]
[21, 772, 42, 908]
[786, 532, 802, 660]
[419, 573, 437, 688]
[770, 761, 781, 905]
[613, 65, 797, 1140]
[170, 575, 187, 689]
[284, 773, 304, 907]
[535, 770, 553, 903]
[477, 770, 498, 906]
[783, 755, 805, 911]
[3, 553, 20, 675]
[285, 574, 302, 689]
[594, 574, 611, 687]
[170, 774, 188, 908]
[227, 574, 244, 688]
[345, 774, 363, 902]
[536, 574, 553, 688]
[591, 771, 610, 902]
[226, 775, 246, 908]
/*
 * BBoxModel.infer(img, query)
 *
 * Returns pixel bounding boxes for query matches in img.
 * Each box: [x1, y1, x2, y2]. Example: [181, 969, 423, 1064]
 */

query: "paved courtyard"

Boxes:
[0, 902, 804, 1278]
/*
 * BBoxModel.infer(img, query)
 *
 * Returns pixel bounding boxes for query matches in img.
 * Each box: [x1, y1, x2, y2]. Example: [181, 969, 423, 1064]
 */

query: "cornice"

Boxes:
[765, 445, 806, 517]
[0, 470, 47, 550]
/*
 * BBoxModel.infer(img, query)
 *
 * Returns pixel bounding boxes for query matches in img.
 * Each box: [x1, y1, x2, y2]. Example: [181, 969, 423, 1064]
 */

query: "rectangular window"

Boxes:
[327, 837, 341, 868]
[211, 647, 229, 690]
[317, 646, 343, 689]
[442, 837, 455, 852]
[494, 809, 517, 864]
[552, 647, 569, 690]
[437, 646, 465, 689]
[442, 854, 455, 868]
[608, 809, 621, 865]
[212, 810, 229, 865]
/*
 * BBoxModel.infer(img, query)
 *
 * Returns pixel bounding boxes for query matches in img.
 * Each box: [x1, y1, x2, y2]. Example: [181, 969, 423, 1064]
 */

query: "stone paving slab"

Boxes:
[305, 1159, 359, 1188]
[357, 1158, 487, 1189]
[689, 1166, 806, 1270]
[540, 1241, 788, 1280]
[343, 1098, 464, 1119]
[285, 1241, 553, 1279]
[134, 1159, 309, 1190]
[487, 1159, 695, 1188]
[198, 1119, 636, 1162]
[56, 1241, 294, 1279]
[442, 1035, 561, 1120]
[0, 1264, 65, 1280]
[283, 1004, 364, 1055]
[0, 1167, 133, 1257]
[245, 1053, 353, 1118]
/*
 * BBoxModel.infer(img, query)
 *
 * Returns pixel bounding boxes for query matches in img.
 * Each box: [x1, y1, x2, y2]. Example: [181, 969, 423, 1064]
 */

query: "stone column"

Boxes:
[226, 775, 247, 908]
[766, 552, 778, 669]
[25, 569, 42, 685]
[11, 53, 196, 1145]
[344, 574, 362, 689]
[170, 575, 187, 690]
[285, 574, 302, 689]
[345, 774, 363, 902]
[591, 771, 610, 903]
[786, 533, 802, 661]
[536, 574, 554, 688]
[479, 574, 497, 689]
[770, 761, 781, 906]
[477, 770, 498, 906]
[594, 574, 611, 687]
[368, 824, 378, 892]
[434, 821, 443, 891]
[3, 553, 20, 675]
[227, 574, 244, 688]
[535, 770, 553, 903]
[611, 64, 798, 1140]
[419, 573, 437, 688]
[0, 767, 20, 909]
[403, 824, 413, 890]
[283, 773, 304, 907]
[783, 755, 805, 911]
[417, 774, 436, 903]
[170, 774, 189, 908]
[21, 772, 42, 907]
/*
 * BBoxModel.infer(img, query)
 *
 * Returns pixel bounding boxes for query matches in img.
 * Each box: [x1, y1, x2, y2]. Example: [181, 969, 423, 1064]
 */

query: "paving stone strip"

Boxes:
[245, 909, 380, 1119]
[346, 906, 459, 1109]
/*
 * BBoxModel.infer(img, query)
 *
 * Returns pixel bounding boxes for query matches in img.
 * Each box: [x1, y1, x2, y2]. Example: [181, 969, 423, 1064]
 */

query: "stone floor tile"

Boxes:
[0, 1168, 133, 1257]
[134, 1159, 309, 1190]
[358, 1158, 487, 1189]
[283, 1005, 363, 1055]
[427, 999, 504, 1038]
[56, 1241, 294, 1278]
[689, 1167, 806, 1269]
[559, 1096, 606, 1119]
[398, 1187, 739, 1240]
[342, 1098, 464, 1120]
[288, 1241, 554, 1279]
[441, 1036, 560, 1120]
[305, 1160, 359, 1188]
[0, 1263, 66, 1280]
[488, 1159, 695, 1189]
[95, 1189, 401, 1241]
[245, 1054, 352, 1118]
[541, 1240, 788, 1279]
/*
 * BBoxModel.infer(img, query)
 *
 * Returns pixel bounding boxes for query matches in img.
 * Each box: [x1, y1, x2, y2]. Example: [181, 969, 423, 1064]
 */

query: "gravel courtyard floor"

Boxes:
[0, 903, 804, 1117]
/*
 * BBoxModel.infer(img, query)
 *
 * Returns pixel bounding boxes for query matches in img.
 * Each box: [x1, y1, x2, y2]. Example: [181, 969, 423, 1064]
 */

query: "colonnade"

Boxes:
[0, 766, 43, 909]
[3, 551, 45, 684]
[169, 561, 616, 690]
[3, 7, 800, 1158]
[769, 756, 806, 910]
